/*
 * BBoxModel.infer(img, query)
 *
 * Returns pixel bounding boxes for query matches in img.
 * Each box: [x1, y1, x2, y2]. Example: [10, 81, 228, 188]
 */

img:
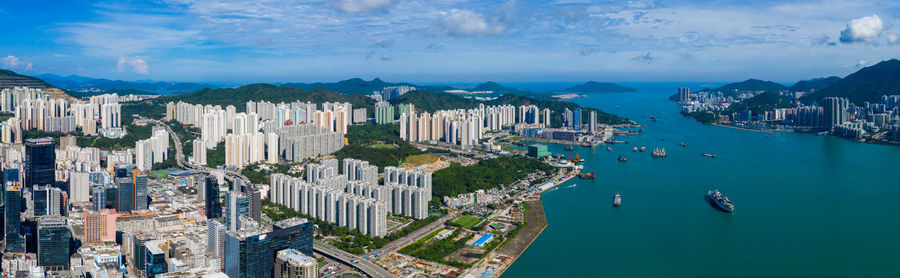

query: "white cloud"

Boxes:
[116, 57, 149, 74]
[427, 9, 505, 37]
[630, 52, 656, 64]
[889, 34, 899, 45]
[2, 55, 33, 71]
[332, 0, 392, 13]
[840, 15, 883, 43]
[381, 54, 392, 61]
[856, 60, 867, 67]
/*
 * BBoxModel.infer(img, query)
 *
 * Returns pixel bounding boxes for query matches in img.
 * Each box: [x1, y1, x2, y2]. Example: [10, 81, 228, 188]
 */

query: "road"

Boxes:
[314, 241, 393, 278]
[372, 211, 458, 257]
[154, 120, 251, 184]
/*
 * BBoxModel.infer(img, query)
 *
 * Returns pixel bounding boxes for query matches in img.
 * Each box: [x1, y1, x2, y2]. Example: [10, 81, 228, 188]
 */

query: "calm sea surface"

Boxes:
[502, 82, 900, 277]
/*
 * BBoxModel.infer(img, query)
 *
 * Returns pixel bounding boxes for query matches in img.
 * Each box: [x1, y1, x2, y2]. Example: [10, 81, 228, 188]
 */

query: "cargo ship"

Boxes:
[706, 190, 734, 212]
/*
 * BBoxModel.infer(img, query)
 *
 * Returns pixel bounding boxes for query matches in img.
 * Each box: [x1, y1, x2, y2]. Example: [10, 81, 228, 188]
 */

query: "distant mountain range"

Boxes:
[789, 76, 841, 93]
[700, 79, 789, 95]
[36, 73, 218, 94]
[558, 81, 636, 93]
[0, 70, 69, 99]
[282, 78, 456, 95]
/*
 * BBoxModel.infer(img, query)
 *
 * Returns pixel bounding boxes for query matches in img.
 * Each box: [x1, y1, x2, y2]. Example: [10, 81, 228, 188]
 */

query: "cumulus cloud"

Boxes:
[427, 9, 505, 37]
[116, 57, 149, 74]
[381, 54, 392, 61]
[840, 15, 883, 43]
[630, 52, 656, 64]
[1, 55, 33, 71]
[332, 0, 392, 13]
[890, 34, 899, 45]
[856, 60, 867, 67]
[811, 34, 830, 45]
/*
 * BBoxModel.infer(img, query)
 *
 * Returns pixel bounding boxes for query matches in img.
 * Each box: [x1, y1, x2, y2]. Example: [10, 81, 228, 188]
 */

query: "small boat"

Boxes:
[617, 155, 627, 162]
[632, 147, 638, 152]
[577, 172, 595, 179]
[652, 148, 667, 157]
[703, 153, 717, 158]
[650, 115, 656, 122]
[564, 145, 574, 151]
[613, 193, 622, 207]
[640, 146, 646, 152]
[606, 147, 613, 152]
[679, 142, 686, 147]
[706, 190, 734, 212]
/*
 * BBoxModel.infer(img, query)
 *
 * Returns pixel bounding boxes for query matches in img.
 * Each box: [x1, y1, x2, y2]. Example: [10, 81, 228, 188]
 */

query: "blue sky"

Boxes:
[1, 0, 899, 83]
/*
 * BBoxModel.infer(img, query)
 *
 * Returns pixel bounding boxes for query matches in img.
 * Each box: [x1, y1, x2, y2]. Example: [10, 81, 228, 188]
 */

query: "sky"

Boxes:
[1, 0, 899, 84]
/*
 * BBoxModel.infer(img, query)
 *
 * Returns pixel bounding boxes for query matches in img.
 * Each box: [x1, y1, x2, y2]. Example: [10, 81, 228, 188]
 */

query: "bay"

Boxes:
[502, 82, 900, 277]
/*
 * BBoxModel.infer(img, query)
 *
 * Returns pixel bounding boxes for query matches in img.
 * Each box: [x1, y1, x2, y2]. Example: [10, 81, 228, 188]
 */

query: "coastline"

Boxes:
[494, 199, 549, 277]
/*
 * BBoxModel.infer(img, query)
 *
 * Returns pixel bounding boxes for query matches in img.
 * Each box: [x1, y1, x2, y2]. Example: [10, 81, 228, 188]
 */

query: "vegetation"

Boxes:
[432, 156, 553, 198]
[801, 59, 900, 104]
[471, 81, 531, 95]
[390, 91, 480, 112]
[241, 163, 302, 184]
[283, 77, 418, 95]
[335, 123, 425, 170]
[558, 81, 636, 93]
[151, 141, 179, 170]
[207, 142, 226, 168]
[684, 111, 718, 124]
[122, 102, 166, 124]
[345, 123, 403, 145]
[398, 229, 473, 267]
[156, 83, 376, 114]
[405, 153, 440, 166]
[789, 76, 841, 93]
[700, 79, 788, 95]
[262, 199, 442, 255]
[76, 124, 154, 150]
[723, 91, 793, 117]
[449, 215, 483, 229]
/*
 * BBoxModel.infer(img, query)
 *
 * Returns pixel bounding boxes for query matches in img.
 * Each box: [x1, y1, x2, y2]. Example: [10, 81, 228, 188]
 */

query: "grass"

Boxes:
[405, 153, 440, 166]
[451, 215, 483, 229]
[367, 143, 397, 149]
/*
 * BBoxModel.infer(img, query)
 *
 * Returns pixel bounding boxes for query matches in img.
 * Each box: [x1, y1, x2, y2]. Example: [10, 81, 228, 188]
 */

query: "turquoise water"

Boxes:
[502, 83, 900, 277]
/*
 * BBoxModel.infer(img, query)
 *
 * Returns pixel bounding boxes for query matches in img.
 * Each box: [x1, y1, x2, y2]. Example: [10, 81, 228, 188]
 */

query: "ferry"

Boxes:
[564, 145, 575, 151]
[706, 190, 734, 212]
[617, 155, 628, 162]
[679, 142, 686, 147]
[613, 193, 622, 207]
[703, 153, 717, 158]
[640, 146, 647, 152]
[651, 148, 667, 157]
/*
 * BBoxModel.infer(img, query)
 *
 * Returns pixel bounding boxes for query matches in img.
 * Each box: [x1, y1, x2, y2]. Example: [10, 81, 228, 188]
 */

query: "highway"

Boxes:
[314, 241, 393, 278]
[371, 211, 458, 257]
[154, 120, 250, 184]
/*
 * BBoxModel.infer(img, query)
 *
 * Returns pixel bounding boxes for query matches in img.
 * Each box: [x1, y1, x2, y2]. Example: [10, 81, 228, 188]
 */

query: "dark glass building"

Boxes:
[135, 175, 148, 210]
[4, 184, 24, 252]
[224, 218, 314, 278]
[37, 216, 70, 269]
[117, 177, 134, 212]
[145, 240, 167, 277]
[205, 176, 222, 219]
[25, 138, 56, 188]
[33, 185, 50, 216]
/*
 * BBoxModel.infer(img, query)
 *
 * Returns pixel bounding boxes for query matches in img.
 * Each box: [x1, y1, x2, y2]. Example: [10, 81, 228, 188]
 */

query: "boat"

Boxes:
[639, 146, 646, 152]
[632, 147, 638, 152]
[703, 153, 717, 158]
[606, 147, 613, 152]
[574, 153, 585, 162]
[650, 115, 656, 122]
[617, 155, 627, 162]
[564, 145, 574, 151]
[613, 193, 622, 207]
[577, 172, 595, 179]
[679, 142, 686, 147]
[705, 190, 734, 212]
[652, 148, 667, 157]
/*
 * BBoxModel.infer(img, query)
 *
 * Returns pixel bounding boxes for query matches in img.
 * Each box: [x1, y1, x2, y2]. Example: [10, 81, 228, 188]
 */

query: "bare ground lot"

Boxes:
[498, 200, 547, 256]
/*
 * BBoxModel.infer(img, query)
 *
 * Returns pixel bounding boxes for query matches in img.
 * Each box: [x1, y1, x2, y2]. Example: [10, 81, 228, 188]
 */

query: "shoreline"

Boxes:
[494, 199, 549, 277]
[710, 123, 774, 133]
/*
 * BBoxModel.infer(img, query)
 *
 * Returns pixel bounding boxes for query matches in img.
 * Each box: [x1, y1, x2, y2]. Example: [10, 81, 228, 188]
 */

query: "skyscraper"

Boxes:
[84, 209, 116, 243]
[135, 175, 148, 210]
[823, 97, 850, 131]
[37, 216, 70, 269]
[4, 184, 24, 252]
[573, 108, 582, 131]
[589, 110, 597, 133]
[224, 218, 314, 278]
[205, 176, 222, 220]
[25, 138, 56, 188]
[117, 177, 135, 212]
[678, 87, 691, 102]
[207, 219, 226, 258]
[274, 249, 317, 278]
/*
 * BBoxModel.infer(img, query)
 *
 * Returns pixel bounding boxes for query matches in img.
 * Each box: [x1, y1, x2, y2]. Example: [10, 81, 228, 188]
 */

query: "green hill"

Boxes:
[157, 83, 376, 113]
[390, 90, 480, 112]
[707, 79, 789, 94]
[723, 91, 793, 116]
[471, 81, 531, 95]
[789, 76, 841, 93]
[0, 69, 54, 89]
[558, 81, 636, 93]
[802, 59, 900, 104]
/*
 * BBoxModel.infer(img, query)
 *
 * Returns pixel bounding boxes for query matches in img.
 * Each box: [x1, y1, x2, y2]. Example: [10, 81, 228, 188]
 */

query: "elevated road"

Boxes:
[154, 120, 250, 184]
[314, 241, 393, 278]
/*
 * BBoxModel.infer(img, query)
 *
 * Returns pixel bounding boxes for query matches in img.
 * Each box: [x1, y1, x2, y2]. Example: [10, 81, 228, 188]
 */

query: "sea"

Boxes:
[501, 82, 900, 277]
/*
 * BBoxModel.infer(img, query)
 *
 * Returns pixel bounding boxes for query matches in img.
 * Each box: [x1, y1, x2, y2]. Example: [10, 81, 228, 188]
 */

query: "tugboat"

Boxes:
[706, 190, 734, 212]
[652, 148, 667, 157]
[564, 145, 575, 151]
[613, 193, 622, 207]
[617, 155, 628, 162]
[639, 146, 647, 152]
[577, 171, 595, 179]
[703, 153, 717, 158]
[679, 142, 686, 147]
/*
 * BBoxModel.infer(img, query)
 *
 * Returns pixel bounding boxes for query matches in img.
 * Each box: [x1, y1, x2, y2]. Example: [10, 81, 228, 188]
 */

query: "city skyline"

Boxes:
[2, 0, 900, 83]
